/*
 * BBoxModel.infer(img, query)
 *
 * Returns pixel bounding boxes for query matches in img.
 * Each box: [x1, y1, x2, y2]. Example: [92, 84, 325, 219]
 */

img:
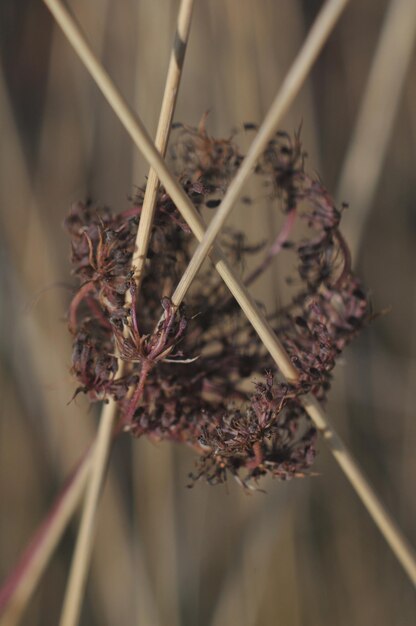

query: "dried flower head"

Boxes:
[66, 121, 371, 489]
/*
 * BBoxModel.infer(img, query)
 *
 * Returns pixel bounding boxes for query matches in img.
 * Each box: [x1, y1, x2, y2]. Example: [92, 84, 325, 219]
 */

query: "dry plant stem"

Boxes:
[303, 394, 416, 587]
[57, 1, 195, 624]
[172, 0, 350, 305]
[43, 0, 416, 587]
[121, 362, 153, 428]
[244, 209, 297, 287]
[132, 0, 194, 287]
[59, 402, 115, 626]
[0, 450, 92, 626]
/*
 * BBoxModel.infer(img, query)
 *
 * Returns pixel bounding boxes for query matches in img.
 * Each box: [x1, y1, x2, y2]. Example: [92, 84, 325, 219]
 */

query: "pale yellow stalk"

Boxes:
[53, 1, 195, 624]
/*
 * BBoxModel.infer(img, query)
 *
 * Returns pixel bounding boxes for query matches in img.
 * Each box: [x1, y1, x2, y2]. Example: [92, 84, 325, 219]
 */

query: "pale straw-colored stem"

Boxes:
[129, 4, 194, 616]
[169, 0, 416, 583]
[131, 0, 194, 287]
[59, 401, 116, 626]
[52, 1, 195, 624]
[301, 394, 416, 586]
[172, 0, 350, 305]
[44, 0, 416, 587]
[0, 450, 92, 626]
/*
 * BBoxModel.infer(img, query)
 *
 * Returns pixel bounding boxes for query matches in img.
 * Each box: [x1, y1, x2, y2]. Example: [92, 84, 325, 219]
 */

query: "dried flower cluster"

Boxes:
[66, 118, 370, 488]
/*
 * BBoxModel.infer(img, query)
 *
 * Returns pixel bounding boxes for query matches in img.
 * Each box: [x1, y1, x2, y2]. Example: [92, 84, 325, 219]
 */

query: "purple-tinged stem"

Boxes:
[118, 361, 152, 431]
[245, 209, 297, 286]
[333, 230, 352, 288]
[68, 281, 95, 333]
[0, 447, 93, 621]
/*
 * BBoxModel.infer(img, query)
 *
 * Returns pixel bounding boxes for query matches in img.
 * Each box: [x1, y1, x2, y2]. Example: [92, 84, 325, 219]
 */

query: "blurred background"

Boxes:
[0, 0, 415, 624]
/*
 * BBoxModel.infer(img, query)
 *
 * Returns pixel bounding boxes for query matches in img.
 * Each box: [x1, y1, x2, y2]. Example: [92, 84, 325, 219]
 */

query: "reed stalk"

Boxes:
[54, 2, 195, 624]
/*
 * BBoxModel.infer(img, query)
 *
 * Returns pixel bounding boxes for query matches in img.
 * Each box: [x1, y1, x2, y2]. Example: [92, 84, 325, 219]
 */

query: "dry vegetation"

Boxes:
[0, 1, 415, 625]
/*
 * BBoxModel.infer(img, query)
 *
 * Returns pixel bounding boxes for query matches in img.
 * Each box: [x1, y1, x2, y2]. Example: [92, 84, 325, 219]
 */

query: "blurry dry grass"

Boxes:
[0, 1, 415, 625]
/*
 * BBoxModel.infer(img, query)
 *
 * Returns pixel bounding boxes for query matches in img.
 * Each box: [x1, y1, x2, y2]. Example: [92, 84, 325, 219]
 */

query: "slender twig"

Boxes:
[299, 394, 416, 586]
[244, 209, 297, 287]
[168, 1, 416, 585]
[337, 0, 416, 259]
[146, 0, 416, 586]
[131, 0, 195, 289]
[59, 402, 116, 626]
[0, 42, 133, 625]
[56, 1, 195, 624]
[128, 5, 197, 611]
[43, 0, 416, 587]
[0, 449, 92, 626]
[171, 0, 350, 305]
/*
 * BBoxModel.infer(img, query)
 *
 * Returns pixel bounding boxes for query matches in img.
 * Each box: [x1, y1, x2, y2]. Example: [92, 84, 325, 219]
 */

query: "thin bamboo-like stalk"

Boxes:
[130, 3, 195, 624]
[0, 42, 137, 623]
[170, 1, 416, 584]
[132, 0, 195, 288]
[337, 0, 416, 259]
[43, 0, 416, 588]
[171, 0, 350, 305]
[0, 451, 92, 626]
[57, 1, 195, 624]
[59, 402, 115, 626]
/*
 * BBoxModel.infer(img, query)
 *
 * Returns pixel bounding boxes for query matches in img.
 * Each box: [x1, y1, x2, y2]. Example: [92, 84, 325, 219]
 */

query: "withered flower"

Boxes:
[66, 122, 370, 488]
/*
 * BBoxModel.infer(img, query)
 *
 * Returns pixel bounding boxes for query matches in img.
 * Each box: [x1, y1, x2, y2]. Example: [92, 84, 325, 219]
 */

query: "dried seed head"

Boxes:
[66, 123, 371, 489]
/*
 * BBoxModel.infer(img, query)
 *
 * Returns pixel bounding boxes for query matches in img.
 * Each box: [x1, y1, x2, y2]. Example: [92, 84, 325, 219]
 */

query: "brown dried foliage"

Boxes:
[65, 121, 370, 488]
